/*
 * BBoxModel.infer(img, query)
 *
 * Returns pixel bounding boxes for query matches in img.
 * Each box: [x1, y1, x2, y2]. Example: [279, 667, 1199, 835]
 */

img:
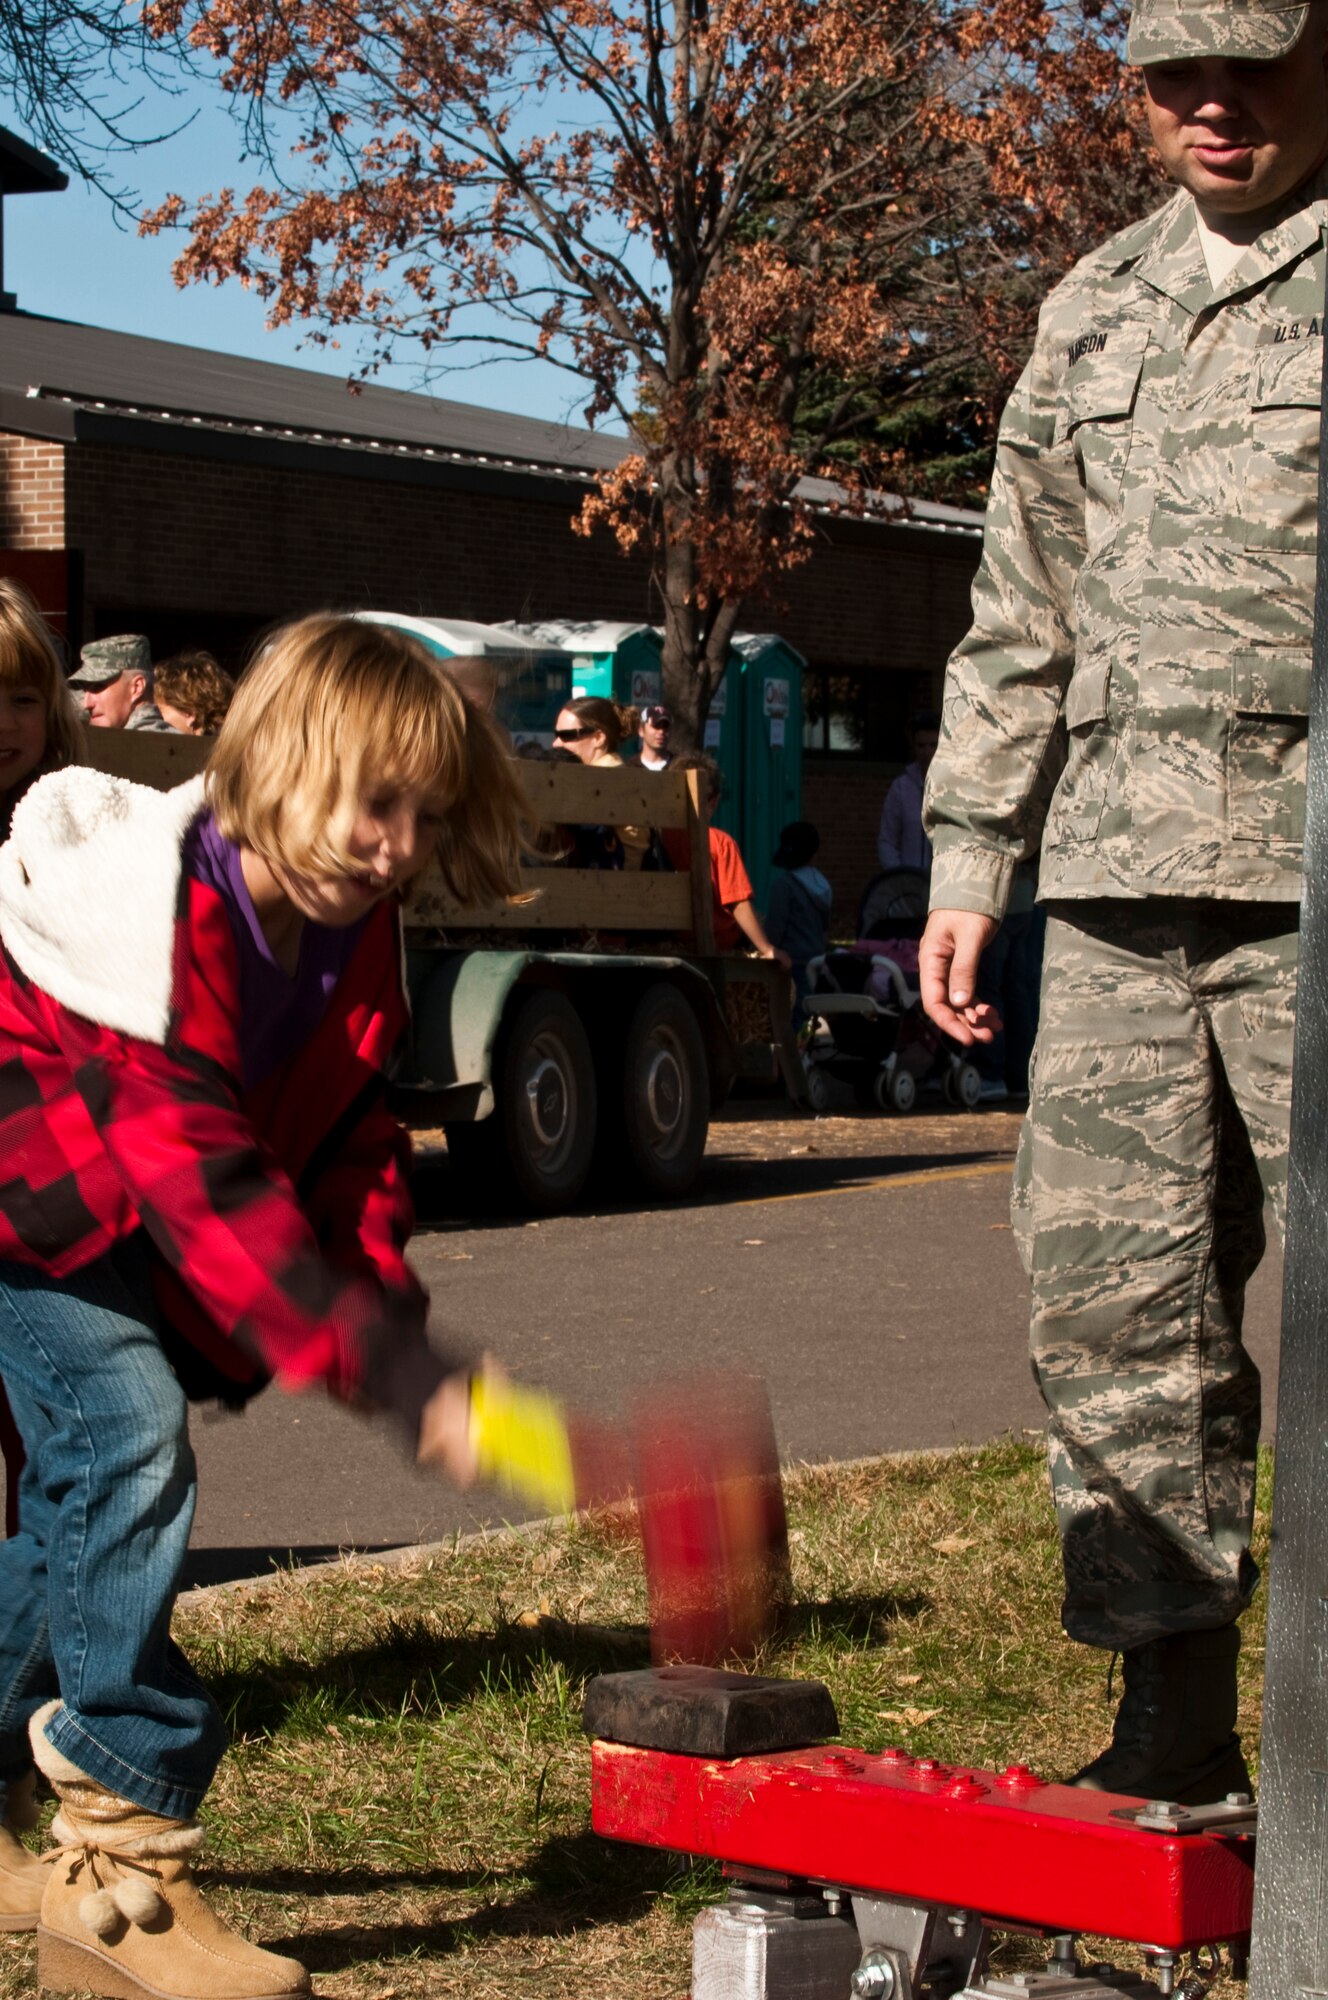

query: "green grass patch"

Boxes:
[0, 1440, 1269, 1998]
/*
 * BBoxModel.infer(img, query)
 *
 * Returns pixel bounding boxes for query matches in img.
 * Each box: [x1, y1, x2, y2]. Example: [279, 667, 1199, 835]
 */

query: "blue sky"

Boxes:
[2, 81, 608, 430]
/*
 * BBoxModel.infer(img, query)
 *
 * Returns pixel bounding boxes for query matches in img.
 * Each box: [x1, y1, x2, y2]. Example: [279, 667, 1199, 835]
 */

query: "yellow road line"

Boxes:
[734, 1157, 1015, 1208]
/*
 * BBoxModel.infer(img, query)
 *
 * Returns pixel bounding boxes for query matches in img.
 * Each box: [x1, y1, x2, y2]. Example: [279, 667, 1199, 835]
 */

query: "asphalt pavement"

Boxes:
[182, 1102, 1284, 1587]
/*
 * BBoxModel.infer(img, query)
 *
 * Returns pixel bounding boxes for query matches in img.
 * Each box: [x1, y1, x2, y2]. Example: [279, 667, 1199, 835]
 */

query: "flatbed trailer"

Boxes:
[80, 730, 805, 1212]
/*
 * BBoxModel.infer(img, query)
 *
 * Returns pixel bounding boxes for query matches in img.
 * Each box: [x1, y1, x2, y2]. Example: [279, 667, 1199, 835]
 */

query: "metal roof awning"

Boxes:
[0, 128, 67, 198]
[0, 311, 985, 537]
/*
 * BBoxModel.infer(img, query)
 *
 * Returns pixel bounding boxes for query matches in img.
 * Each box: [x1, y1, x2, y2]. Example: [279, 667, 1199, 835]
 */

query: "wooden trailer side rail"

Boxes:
[78, 732, 718, 954]
[409, 764, 716, 953]
[78, 727, 211, 788]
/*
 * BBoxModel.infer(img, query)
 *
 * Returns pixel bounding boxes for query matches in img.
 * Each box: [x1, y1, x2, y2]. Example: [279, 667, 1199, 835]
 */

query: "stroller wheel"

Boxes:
[876, 1066, 916, 1114]
[947, 1060, 983, 1111]
[804, 1065, 833, 1113]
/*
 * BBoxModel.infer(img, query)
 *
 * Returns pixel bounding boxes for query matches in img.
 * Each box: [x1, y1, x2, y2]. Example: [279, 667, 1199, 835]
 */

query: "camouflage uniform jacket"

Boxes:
[125, 700, 176, 734]
[925, 168, 1328, 919]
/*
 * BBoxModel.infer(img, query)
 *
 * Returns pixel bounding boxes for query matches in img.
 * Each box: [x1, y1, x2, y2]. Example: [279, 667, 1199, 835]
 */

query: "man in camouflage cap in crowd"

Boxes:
[920, 0, 1328, 1802]
[69, 635, 174, 732]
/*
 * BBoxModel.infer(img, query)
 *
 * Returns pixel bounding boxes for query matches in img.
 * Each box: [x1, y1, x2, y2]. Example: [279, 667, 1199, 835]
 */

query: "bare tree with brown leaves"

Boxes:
[142, 0, 1157, 741]
[0, 0, 193, 201]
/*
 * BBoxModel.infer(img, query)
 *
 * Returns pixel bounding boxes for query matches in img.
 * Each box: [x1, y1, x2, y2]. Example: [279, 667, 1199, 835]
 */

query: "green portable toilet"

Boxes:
[731, 633, 805, 912]
[690, 636, 802, 900]
[497, 621, 664, 720]
[359, 612, 573, 743]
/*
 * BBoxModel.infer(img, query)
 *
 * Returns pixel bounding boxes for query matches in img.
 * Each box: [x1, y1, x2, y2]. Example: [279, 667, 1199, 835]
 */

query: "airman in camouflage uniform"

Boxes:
[921, 0, 1328, 1803]
[69, 636, 175, 733]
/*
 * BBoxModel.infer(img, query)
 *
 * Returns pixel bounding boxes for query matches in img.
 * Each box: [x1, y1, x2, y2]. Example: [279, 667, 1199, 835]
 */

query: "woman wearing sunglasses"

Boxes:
[552, 698, 653, 867]
[552, 697, 636, 765]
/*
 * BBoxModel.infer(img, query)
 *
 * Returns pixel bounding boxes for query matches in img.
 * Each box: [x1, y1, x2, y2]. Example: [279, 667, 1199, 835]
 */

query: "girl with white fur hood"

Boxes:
[0, 616, 540, 2000]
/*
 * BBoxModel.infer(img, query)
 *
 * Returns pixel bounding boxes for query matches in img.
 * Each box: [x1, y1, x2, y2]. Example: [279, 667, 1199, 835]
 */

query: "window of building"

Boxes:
[802, 667, 934, 762]
[803, 672, 867, 754]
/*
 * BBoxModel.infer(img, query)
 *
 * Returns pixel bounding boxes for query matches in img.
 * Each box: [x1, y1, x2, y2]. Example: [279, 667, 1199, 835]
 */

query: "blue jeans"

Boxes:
[0, 1242, 226, 1820]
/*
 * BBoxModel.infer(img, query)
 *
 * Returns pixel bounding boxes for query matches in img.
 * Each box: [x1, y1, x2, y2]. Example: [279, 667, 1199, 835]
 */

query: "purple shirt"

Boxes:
[186, 813, 368, 1090]
[877, 762, 933, 876]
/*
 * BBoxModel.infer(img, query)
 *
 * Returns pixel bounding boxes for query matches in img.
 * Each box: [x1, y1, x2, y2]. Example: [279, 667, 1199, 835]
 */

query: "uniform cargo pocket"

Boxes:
[1045, 658, 1118, 847]
[1244, 338, 1321, 553]
[1057, 336, 1149, 558]
[1228, 647, 1310, 845]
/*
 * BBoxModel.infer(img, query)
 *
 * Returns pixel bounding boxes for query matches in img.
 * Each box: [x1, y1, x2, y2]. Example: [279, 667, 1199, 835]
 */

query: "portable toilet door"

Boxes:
[611, 627, 665, 724]
[569, 642, 614, 703]
[732, 633, 805, 912]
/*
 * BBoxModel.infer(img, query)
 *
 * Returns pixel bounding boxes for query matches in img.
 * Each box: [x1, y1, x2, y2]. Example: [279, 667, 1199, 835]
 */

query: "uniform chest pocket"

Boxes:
[1244, 338, 1321, 554]
[1057, 338, 1149, 556]
[1227, 647, 1310, 846]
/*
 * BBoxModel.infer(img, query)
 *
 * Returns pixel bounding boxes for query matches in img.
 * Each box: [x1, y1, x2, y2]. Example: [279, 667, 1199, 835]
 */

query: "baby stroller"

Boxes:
[801, 868, 984, 1114]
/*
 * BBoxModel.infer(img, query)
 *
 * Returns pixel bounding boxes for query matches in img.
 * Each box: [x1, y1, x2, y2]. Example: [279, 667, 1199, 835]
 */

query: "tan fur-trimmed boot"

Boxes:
[0, 1770, 50, 1931]
[30, 1702, 310, 2000]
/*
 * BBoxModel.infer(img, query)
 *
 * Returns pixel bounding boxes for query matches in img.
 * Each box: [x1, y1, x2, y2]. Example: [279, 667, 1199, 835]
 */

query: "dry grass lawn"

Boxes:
[0, 1441, 1268, 1998]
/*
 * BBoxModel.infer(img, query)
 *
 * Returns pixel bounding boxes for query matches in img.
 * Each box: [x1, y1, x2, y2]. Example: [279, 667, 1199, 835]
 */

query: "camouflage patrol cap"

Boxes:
[1127, 0, 1311, 62]
[70, 634, 152, 689]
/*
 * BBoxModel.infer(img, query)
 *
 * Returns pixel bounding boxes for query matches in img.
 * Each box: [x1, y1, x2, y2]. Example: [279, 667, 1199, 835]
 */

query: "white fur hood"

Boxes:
[0, 767, 208, 1044]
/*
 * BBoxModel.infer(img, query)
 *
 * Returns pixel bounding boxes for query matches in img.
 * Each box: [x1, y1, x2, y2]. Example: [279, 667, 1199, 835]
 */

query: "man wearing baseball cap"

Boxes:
[920, 0, 1328, 1802]
[634, 703, 675, 771]
[69, 635, 175, 732]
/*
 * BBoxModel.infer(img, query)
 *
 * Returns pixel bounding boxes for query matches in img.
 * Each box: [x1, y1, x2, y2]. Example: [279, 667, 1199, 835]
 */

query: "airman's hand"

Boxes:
[919, 908, 1002, 1045]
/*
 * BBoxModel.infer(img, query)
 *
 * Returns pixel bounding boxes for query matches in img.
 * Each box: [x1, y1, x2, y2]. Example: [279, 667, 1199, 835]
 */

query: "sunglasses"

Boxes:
[553, 725, 595, 742]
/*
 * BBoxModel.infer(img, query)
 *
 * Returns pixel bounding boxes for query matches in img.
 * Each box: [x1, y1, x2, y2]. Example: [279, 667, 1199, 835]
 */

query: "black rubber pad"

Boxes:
[583, 1665, 840, 1757]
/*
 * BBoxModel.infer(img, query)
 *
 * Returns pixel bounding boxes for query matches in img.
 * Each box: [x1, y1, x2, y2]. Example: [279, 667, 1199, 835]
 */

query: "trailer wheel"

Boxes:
[619, 984, 710, 1196]
[449, 988, 597, 1213]
[503, 989, 598, 1209]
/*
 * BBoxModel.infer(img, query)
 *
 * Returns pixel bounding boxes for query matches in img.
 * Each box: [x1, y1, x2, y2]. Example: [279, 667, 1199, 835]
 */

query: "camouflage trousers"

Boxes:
[1011, 899, 1298, 1652]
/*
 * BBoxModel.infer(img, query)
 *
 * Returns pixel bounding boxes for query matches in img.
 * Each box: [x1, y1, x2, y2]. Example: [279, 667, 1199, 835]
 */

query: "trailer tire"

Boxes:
[450, 988, 597, 1213]
[618, 984, 710, 1197]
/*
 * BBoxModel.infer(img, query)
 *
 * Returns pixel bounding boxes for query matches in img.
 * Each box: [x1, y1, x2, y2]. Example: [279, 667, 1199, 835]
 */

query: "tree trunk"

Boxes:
[656, 466, 744, 755]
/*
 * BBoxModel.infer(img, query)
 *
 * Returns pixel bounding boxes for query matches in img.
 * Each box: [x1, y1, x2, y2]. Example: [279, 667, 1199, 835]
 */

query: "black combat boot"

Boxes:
[1069, 1624, 1252, 1804]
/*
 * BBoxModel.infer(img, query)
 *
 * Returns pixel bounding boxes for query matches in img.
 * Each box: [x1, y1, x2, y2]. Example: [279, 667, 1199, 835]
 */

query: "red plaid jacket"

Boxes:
[0, 826, 448, 1431]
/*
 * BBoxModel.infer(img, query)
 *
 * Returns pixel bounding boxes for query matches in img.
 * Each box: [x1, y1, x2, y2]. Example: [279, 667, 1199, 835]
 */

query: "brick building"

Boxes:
[0, 137, 983, 919]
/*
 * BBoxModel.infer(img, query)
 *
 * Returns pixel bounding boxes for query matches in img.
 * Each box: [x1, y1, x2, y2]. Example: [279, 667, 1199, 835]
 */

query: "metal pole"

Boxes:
[1247, 244, 1328, 2000]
